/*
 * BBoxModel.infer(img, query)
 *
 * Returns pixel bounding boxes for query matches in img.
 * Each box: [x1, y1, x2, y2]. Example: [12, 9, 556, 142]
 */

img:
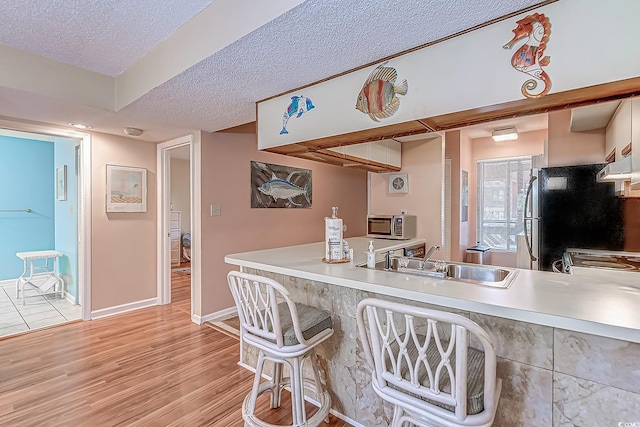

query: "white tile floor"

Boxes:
[0, 283, 82, 339]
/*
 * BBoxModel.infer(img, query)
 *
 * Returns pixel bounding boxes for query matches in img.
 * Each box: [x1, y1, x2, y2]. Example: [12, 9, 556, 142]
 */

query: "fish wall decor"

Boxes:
[355, 61, 408, 122]
[279, 95, 315, 135]
[503, 13, 552, 98]
[251, 161, 312, 208]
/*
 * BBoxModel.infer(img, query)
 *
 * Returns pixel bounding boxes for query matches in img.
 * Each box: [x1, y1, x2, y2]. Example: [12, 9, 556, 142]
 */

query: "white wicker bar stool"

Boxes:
[356, 298, 502, 427]
[228, 271, 334, 427]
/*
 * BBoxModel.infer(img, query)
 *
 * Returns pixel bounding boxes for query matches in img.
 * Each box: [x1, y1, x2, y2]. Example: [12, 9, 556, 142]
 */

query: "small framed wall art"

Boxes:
[388, 173, 409, 194]
[106, 164, 147, 212]
[56, 165, 67, 201]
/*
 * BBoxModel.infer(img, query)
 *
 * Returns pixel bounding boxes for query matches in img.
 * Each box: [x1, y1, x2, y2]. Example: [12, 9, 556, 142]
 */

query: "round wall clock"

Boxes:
[388, 173, 408, 194]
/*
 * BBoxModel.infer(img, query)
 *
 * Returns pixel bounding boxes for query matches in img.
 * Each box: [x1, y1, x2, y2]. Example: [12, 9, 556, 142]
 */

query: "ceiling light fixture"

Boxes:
[491, 127, 519, 142]
[124, 127, 144, 137]
[67, 122, 92, 129]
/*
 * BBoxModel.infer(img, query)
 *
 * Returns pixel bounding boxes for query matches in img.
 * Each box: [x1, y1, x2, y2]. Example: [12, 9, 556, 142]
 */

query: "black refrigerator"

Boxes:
[524, 163, 625, 271]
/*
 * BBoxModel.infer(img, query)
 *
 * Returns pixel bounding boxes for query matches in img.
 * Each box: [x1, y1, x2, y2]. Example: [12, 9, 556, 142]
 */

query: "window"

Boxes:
[477, 156, 531, 252]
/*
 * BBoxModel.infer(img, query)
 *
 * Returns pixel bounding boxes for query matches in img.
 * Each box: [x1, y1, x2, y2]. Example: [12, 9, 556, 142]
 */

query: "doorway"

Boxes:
[157, 135, 194, 317]
[0, 125, 91, 338]
[169, 145, 191, 314]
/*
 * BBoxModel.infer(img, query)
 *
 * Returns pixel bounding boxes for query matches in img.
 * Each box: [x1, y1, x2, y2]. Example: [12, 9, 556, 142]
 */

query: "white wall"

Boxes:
[170, 158, 191, 233]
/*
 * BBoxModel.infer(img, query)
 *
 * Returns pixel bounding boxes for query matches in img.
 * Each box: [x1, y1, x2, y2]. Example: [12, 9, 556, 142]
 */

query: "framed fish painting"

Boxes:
[251, 161, 312, 208]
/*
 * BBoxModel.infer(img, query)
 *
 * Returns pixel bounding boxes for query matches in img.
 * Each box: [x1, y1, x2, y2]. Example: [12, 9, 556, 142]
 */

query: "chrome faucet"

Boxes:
[384, 250, 393, 271]
[422, 245, 441, 262]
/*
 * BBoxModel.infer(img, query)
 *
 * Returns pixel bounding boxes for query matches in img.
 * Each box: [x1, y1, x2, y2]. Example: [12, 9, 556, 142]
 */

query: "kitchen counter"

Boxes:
[225, 237, 640, 344]
[225, 237, 640, 426]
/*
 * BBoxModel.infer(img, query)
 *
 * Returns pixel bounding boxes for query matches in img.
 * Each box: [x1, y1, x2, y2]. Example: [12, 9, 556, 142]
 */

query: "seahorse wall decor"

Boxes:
[503, 13, 551, 99]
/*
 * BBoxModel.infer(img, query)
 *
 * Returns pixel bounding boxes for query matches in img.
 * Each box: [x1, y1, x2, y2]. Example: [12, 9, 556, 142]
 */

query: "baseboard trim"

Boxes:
[192, 306, 237, 325]
[91, 298, 157, 320]
[63, 291, 78, 305]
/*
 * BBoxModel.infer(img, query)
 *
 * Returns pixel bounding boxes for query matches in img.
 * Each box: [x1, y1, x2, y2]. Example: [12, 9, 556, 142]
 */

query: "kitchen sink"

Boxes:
[359, 256, 517, 288]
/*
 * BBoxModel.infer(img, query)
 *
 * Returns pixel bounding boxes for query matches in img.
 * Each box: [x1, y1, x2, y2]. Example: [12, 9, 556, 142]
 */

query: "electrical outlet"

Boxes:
[401, 209, 408, 215]
[210, 204, 221, 216]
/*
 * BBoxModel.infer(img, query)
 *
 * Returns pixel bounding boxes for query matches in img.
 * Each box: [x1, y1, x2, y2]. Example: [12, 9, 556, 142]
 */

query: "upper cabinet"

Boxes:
[286, 139, 402, 173]
[605, 97, 640, 196]
[605, 100, 632, 163]
[327, 140, 401, 172]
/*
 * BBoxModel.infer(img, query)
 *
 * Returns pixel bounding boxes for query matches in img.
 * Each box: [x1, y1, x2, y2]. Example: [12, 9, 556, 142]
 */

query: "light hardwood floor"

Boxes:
[0, 268, 352, 427]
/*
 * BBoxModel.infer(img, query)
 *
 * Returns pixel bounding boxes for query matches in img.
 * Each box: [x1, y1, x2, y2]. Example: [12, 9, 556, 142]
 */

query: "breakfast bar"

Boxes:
[226, 237, 640, 427]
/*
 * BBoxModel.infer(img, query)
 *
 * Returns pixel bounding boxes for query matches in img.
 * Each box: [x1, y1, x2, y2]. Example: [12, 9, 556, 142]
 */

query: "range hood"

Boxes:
[596, 156, 632, 182]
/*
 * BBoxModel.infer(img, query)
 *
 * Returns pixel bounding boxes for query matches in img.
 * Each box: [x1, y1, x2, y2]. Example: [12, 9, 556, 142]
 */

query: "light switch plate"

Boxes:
[210, 204, 221, 216]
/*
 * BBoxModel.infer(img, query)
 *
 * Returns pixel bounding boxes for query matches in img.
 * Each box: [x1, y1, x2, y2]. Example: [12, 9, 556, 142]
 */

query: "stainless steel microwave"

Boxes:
[367, 215, 417, 240]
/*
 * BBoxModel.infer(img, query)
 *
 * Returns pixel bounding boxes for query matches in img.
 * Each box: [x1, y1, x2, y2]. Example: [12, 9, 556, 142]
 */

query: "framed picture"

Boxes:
[106, 164, 147, 212]
[251, 161, 312, 208]
[388, 173, 409, 194]
[56, 165, 67, 201]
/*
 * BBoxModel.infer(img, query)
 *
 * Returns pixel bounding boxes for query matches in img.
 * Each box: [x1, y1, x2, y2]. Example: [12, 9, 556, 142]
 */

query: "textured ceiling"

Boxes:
[0, 0, 215, 76]
[0, 0, 548, 141]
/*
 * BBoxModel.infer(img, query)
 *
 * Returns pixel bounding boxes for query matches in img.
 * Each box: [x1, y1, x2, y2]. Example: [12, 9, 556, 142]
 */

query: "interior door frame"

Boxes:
[157, 134, 194, 314]
[0, 119, 92, 320]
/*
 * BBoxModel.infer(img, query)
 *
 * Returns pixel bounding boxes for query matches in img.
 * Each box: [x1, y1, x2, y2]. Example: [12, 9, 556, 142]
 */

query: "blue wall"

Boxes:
[54, 138, 79, 302]
[0, 135, 55, 280]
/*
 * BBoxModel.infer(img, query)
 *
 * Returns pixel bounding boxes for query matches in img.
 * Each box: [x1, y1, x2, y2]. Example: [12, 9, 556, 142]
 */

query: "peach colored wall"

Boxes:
[369, 137, 443, 249]
[547, 109, 605, 167]
[467, 129, 546, 267]
[201, 131, 367, 315]
[445, 131, 462, 261]
[91, 132, 157, 311]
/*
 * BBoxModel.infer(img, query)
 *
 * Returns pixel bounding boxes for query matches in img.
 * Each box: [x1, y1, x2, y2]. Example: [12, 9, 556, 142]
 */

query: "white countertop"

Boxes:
[225, 237, 640, 343]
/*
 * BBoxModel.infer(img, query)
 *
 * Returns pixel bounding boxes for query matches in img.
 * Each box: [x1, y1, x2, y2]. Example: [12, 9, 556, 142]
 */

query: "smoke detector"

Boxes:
[124, 127, 144, 137]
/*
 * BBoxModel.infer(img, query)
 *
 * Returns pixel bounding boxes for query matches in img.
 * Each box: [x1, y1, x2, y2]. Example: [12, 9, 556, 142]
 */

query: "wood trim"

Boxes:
[316, 148, 402, 172]
[265, 120, 429, 155]
[421, 77, 640, 131]
[605, 149, 616, 163]
[288, 150, 401, 173]
[622, 142, 632, 157]
[620, 180, 640, 198]
[258, 0, 558, 103]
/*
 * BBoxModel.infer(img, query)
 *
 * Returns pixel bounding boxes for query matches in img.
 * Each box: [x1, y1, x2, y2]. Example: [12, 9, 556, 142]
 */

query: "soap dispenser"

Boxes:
[325, 206, 343, 261]
[367, 240, 376, 268]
